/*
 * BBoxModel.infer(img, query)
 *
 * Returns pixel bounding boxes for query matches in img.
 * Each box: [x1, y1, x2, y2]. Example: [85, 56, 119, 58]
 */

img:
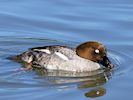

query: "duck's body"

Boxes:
[12, 41, 112, 72]
[18, 46, 100, 72]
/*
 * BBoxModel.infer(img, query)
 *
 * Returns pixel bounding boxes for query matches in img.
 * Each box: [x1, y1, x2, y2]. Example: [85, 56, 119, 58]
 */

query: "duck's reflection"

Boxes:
[34, 68, 113, 98]
[84, 87, 106, 98]
[78, 69, 112, 98]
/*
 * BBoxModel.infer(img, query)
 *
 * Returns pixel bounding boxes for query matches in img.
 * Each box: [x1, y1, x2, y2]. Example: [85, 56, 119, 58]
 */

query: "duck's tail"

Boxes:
[7, 55, 22, 62]
[7, 51, 34, 64]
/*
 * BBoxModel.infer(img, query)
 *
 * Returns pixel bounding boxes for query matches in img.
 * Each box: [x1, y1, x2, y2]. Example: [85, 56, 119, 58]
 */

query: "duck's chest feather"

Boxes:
[30, 46, 101, 72]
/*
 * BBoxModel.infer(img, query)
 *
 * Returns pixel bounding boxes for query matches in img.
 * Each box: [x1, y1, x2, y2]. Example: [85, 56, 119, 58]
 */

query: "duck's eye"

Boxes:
[95, 49, 100, 54]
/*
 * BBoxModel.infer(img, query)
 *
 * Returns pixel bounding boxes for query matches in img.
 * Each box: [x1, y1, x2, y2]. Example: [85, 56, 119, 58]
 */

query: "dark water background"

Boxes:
[0, 0, 133, 100]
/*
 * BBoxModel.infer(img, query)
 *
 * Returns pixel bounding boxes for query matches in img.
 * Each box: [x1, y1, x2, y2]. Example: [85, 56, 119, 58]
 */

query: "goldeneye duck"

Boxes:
[12, 41, 113, 72]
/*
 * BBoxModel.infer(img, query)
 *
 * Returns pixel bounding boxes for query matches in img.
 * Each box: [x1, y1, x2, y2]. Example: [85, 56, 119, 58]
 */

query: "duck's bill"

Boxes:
[100, 56, 114, 69]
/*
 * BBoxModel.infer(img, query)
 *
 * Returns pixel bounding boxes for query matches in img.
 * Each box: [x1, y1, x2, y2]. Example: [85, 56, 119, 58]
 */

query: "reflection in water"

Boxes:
[78, 70, 111, 88]
[78, 69, 112, 98]
[33, 67, 112, 98]
[84, 87, 106, 98]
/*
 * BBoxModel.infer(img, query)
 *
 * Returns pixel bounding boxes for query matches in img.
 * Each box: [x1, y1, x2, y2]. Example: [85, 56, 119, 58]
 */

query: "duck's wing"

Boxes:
[30, 45, 75, 56]
[29, 45, 75, 67]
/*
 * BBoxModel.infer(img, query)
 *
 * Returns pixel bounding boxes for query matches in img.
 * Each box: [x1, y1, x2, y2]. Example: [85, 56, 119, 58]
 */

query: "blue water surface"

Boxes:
[0, 0, 133, 100]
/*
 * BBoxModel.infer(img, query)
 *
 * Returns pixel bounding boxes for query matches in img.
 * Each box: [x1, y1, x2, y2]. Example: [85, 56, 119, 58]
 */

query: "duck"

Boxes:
[12, 41, 113, 72]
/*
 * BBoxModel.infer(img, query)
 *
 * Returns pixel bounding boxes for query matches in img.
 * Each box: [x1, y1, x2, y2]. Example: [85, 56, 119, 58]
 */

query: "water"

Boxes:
[0, 0, 133, 100]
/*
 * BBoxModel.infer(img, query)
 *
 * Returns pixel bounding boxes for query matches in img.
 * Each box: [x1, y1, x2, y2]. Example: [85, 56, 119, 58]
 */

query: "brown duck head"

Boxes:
[76, 41, 113, 68]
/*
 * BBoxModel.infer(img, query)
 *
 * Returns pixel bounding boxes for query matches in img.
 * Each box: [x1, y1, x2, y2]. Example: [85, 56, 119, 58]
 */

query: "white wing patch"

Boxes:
[55, 52, 69, 61]
[33, 49, 51, 54]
